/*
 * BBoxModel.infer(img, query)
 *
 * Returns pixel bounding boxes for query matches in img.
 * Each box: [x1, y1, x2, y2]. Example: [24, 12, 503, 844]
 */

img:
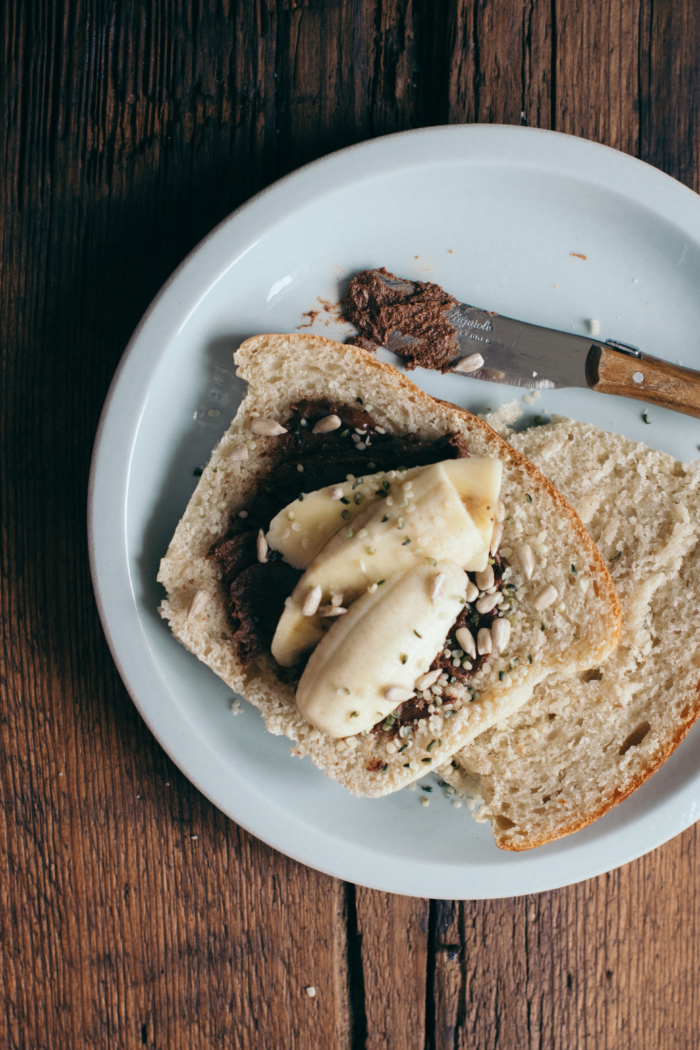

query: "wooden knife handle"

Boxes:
[586, 344, 700, 419]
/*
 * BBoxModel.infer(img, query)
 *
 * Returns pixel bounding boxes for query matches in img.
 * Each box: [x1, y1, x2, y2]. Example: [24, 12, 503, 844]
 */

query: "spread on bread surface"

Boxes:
[159, 332, 622, 801]
[208, 399, 515, 746]
[208, 398, 472, 662]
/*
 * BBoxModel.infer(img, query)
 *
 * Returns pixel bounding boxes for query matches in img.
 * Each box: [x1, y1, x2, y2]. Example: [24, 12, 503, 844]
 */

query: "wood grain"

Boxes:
[3, 1, 700, 1047]
[640, 0, 700, 192]
[445, 0, 553, 127]
[355, 888, 430, 1049]
[555, 0, 641, 155]
[432, 836, 700, 1050]
[0, 2, 351, 1047]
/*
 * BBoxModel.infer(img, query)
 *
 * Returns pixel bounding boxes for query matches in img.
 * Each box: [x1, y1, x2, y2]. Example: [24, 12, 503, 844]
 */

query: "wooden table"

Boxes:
[3, 2, 700, 1046]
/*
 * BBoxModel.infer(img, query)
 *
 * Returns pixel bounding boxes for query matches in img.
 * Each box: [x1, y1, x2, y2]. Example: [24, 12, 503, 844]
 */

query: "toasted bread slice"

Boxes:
[445, 412, 700, 849]
[157, 335, 621, 797]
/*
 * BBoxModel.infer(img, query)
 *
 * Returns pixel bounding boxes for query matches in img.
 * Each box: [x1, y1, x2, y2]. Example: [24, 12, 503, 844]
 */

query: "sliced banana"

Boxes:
[442, 457, 503, 562]
[266, 467, 422, 570]
[268, 457, 502, 572]
[296, 561, 468, 737]
[271, 462, 486, 666]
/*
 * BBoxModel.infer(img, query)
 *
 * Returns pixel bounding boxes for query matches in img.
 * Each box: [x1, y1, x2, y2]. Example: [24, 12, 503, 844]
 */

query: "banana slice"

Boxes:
[271, 462, 486, 666]
[296, 561, 468, 737]
[268, 457, 502, 571]
[442, 457, 503, 557]
[266, 467, 422, 570]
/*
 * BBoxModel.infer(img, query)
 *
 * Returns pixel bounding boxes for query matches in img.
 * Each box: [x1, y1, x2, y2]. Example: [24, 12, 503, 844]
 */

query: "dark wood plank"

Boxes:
[640, 0, 700, 192]
[275, 0, 358, 174]
[354, 0, 439, 137]
[0, 1, 352, 1046]
[354, 888, 430, 1049]
[555, 0, 641, 155]
[433, 834, 700, 1050]
[276, 0, 437, 176]
[445, 0, 553, 127]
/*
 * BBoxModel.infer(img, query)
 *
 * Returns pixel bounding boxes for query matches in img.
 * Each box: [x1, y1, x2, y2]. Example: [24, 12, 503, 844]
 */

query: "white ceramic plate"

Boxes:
[89, 125, 700, 899]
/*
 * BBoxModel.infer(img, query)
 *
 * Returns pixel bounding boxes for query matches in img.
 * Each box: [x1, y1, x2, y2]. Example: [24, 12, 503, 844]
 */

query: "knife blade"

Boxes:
[374, 270, 700, 419]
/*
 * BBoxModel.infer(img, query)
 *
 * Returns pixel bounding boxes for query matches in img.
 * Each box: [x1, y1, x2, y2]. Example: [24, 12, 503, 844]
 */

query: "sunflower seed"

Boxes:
[251, 418, 287, 436]
[228, 446, 249, 461]
[312, 414, 342, 434]
[384, 686, 415, 703]
[301, 585, 322, 617]
[533, 584, 558, 612]
[465, 580, 479, 603]
[256, 530, 269, 563]
[476, 592, 501, 614]
[453, 352, 484, 373]
[415, 669, 441, 691]
[516, 543, 535, 580]
[455, 626, 477, 659]
[491, 618, 511, 652]
[475, 566, 494, 590]
[430, 573, 447, 602]
[187, 589, 210, 620]
[477, 628, 493, 655]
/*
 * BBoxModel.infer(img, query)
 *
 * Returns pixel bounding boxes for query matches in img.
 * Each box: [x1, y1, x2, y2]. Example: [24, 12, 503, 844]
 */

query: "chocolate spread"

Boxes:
[430, 554, 505, 685]
[343, 267, 460, 372]
[208, 399, 471, 662]
[227, 561, 303, 663]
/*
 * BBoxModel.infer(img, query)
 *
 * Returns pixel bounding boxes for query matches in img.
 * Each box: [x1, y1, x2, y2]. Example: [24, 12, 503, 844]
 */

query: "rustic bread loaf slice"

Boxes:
[444, 412, 700, 849]
[157, 335, 621, 797]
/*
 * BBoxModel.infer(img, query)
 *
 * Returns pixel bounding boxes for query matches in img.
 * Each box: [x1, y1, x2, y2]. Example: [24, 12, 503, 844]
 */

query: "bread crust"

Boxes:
[158, 335, 621, 797]
[491, 678, 700, 850]
[431, 396, 621, 641]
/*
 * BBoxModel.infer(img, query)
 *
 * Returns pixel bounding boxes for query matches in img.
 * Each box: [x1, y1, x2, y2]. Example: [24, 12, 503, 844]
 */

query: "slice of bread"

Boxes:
[157, 335, 621, 797]
[444, 411, 700, 849]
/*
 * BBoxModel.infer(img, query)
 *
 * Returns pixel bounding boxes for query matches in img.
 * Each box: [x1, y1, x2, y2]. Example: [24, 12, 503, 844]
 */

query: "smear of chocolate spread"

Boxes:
[208, 399, 470, 662]
[343, 267, 461, 372]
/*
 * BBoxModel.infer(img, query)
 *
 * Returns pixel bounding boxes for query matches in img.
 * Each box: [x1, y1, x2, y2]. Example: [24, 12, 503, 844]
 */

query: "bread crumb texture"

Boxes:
[448, 409, 700, 848]
[157, 337, 620, 797]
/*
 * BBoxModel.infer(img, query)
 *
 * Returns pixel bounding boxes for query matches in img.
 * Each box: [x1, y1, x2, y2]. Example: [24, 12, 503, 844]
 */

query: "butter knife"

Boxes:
[377, 272, 700, 420]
